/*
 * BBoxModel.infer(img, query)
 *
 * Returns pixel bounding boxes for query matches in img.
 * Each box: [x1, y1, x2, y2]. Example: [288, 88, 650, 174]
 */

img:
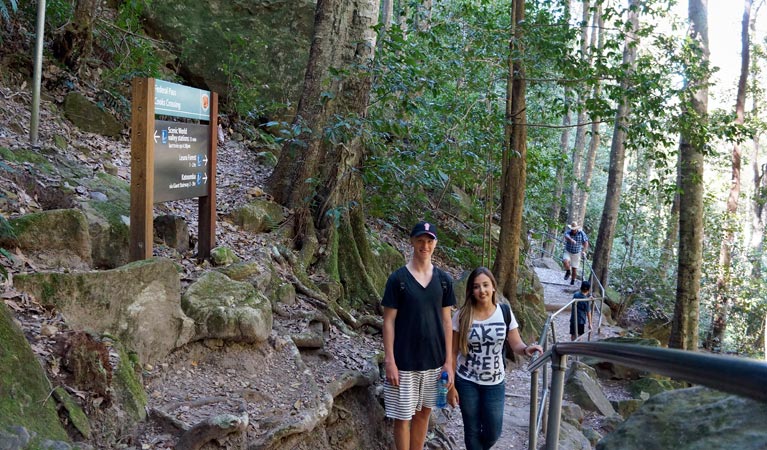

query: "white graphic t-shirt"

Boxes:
[452, 304, 519, 385]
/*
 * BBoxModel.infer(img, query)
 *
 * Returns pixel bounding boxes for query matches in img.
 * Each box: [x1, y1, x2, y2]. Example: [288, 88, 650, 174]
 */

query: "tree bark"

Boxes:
[546, 0, 573, 256]
[749, 10, 765, 278]
[669, 0, 709, 350]
[53, 0, 99, 71]
[705, 0, 751, 352]
[574, 5, 604, 226]
[493, 0, 527, 304]
[266, 0, 383, 311]
[590, 1, 640, 290]
[658, 150, 682, 275]
[567, 1, 592, 225]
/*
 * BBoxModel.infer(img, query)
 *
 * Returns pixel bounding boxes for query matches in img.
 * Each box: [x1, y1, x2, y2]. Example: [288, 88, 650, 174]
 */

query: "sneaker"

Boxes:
[564, 270, 570, 280]
[570, 277, 575, 285]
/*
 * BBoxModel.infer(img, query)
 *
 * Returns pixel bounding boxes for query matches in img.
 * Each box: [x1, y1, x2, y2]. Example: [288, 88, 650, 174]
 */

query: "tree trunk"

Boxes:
[381, 0, 393, 29]
[567, 0, 592, 225]
[658, 150, 682, 275]
[266, 0, 383, 311]
[749, 11, 765, 278]
[669, 0, 709, 351]
[53, 0, 99, 71]
[546, 0, 573, 256]
[574, 5, 604, 226]
[705, 0, 751, 352]
[493, 0, 527, 304]
[590, 1, 640, 290]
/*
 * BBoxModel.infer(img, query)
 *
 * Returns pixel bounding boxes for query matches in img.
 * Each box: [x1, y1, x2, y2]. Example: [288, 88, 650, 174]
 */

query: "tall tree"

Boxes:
[705, 0, 752, 351]
[546, 0, 573, 256]
[749, 16, 766, 278]
[567, 0, 593, 225]
[493, 0, 527, 304]
[267, 0, 383, 317]
[669, 0, 709, 350]
[574, 4, 605, 226]
[590, 0, 640, 289]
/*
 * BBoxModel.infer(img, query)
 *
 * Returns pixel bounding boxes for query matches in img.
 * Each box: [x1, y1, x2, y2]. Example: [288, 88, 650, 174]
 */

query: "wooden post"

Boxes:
[129, 78, 155, 261]
[198, 92, 218, 260]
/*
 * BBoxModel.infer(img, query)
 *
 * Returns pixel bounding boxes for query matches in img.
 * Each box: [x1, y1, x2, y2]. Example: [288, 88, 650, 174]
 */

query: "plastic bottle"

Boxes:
[436, 371, 449, 408]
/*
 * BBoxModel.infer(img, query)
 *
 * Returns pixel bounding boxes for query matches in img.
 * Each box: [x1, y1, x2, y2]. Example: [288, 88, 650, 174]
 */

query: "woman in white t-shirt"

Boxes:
[447, 267, 542, 450]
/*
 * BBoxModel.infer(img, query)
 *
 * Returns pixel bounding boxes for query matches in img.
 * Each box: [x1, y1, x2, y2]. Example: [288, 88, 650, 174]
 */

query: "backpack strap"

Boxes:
[500, 303, 513, 367]
[500, 303, 511, 329]
[435, 267, 448, 297]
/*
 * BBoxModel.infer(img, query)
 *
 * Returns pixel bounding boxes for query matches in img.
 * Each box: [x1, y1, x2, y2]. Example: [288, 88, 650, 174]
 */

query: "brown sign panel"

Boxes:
[153, 120, 211, 203]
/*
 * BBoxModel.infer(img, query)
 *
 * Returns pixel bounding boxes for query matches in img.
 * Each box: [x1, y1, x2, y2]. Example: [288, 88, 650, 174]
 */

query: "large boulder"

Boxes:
[181, 271, 273, 343]
[565, 361, 617, 417]
[77, 171, 132, 269]
[0, 208, 92, 269]
[229, 199, 286, 233]
[597, 387, 767, 450]
[0, 304, 69, 442]
[142, 0, 316, 118]
[63, 92, 122, 137]
[13, 258, 194, 365]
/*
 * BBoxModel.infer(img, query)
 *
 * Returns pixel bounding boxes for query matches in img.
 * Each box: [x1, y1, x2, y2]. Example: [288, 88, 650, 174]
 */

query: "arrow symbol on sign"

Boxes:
[202, 154, 208, 166]
[153, 130, 159, 143]
[203, 173, 208, 184]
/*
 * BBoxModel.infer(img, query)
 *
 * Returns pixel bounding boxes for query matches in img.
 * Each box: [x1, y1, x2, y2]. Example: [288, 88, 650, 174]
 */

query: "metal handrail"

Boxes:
[526, 342, 767, 450]
[525, 228, 610, 449]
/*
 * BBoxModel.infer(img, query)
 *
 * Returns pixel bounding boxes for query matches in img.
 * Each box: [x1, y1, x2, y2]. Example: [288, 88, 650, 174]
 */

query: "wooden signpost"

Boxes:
[130, 78, 218, 261]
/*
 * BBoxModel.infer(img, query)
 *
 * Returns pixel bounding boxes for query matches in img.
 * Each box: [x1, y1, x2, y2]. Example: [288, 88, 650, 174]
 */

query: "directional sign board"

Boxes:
[153, 120, 210, 203]
[154, 79, 211, 120]
[131, 78, 218, 262]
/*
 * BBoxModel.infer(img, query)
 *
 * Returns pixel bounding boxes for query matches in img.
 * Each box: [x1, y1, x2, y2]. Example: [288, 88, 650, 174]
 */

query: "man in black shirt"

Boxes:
[382, 221, 456, 450]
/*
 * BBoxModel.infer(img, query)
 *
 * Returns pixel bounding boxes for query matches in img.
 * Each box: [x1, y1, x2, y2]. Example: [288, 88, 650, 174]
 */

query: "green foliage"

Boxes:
[98, 0, 165, 91]
[0, 0, 17, 23]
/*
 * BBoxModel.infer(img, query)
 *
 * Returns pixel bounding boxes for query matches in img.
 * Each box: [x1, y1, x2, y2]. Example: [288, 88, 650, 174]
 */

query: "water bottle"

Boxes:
[436, 371, 449, 408]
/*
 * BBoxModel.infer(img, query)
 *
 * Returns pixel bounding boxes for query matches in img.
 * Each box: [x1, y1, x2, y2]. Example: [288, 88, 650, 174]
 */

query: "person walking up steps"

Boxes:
[382, 221, 456, 450]
[562, 221, 589, 285]
[570, 280, 593, 341]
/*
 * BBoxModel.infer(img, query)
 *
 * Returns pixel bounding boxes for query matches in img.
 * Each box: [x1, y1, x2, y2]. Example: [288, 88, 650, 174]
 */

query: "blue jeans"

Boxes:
[455, 376, 506, 450]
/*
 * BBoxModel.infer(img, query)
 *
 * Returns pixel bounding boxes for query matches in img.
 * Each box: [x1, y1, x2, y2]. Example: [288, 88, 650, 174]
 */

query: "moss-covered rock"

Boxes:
[211, 246, 241, 266]
[112, 346, 147, 422]
[0, 209, 92, 269]
[182, 271, 273, 343]
[63, 92, 122, 137]
[13, 258, 194, 365]
[229, 199, 285, 234]
[628, 376, 682, 399]
[0, 304, 69, 442]
[597, 387, 767, 450]
[77, 172, 131, 269]
[52, 387, 91, 439]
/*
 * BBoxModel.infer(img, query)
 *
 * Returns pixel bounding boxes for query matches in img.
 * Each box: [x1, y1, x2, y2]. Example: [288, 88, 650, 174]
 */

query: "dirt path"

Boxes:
[439, 267, 623, 449]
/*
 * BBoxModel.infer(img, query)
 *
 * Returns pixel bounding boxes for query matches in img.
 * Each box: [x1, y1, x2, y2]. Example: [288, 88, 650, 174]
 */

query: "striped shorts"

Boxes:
[384, 367, 442, 420]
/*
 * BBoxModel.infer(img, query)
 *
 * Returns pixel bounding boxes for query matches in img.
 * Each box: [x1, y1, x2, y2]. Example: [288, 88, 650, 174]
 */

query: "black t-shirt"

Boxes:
[381, 266, 457, 371]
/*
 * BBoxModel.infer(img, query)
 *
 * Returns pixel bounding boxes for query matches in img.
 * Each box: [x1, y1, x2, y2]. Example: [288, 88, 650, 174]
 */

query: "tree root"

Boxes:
[149, 398, 249, 450]
[176, 410, 249, 450]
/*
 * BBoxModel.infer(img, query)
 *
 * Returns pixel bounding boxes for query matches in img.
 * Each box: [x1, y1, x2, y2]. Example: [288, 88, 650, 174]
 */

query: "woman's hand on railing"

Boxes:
[524, 344, 544, 357]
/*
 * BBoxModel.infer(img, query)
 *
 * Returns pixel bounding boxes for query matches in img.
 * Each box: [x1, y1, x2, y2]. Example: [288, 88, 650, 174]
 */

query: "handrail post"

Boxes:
[528, 369, 539, 450]
[545, 351, 567, 450]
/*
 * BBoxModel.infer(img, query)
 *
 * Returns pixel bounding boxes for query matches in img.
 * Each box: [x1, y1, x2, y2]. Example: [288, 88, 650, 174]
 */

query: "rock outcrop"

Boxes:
[597, 386, 767, 449]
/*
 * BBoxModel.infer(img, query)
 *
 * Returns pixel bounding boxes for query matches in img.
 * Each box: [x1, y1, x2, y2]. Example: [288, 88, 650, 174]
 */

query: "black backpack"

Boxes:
[500, 303, 514, 368]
